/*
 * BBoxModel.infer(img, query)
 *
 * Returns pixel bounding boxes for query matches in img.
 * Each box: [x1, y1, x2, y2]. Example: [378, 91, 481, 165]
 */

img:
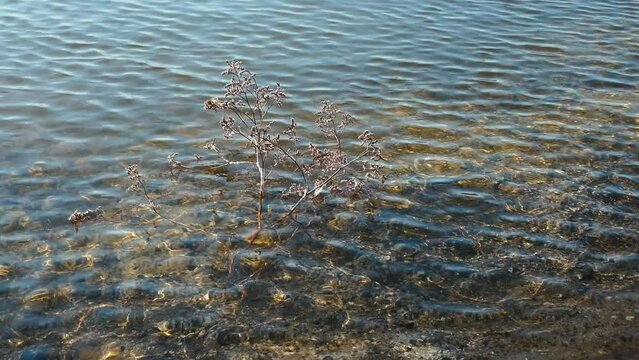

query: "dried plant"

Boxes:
[68, 207, 103, 232]
[70, 60, 385, 242]
[203, 61, 384, 237]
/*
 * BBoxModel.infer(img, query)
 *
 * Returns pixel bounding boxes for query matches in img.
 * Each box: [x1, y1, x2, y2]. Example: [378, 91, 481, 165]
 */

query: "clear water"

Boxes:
[1, 0, 638, 358]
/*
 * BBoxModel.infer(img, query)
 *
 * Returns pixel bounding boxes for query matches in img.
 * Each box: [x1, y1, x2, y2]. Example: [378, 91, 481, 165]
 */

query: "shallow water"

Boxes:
[1, 0, 638, 359]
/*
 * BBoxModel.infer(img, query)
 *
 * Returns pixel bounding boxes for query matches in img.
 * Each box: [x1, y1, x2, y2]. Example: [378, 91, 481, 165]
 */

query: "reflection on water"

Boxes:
[1, 0, 638, 358]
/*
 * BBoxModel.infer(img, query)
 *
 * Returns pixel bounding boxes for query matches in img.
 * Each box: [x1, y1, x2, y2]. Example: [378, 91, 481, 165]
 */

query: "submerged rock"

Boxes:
[214, 327, 247, 346]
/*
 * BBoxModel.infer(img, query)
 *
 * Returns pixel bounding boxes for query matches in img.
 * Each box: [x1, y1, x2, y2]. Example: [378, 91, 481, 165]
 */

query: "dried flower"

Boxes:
[167, 152, 183, 179]
[283, 183, 306, 198]
[315, 101, 339, 138]
[204, 98, 237, 111]
[221, 60, 245, 76]
[346, 177, 364, 192]
[126, 164, 145, 192]
[309, 144, 346, 173]
[282, 118, 298, 143]
[271, 83, 285, 107]
[315, 101, 356, 136]
[203, 139, 220, 152]
[339, 112, 355, 128]
[168, 152, 180, 169]
[68, 207, 103, 232]
[220, 116, 238, 139]
[358, 130, 384, 161]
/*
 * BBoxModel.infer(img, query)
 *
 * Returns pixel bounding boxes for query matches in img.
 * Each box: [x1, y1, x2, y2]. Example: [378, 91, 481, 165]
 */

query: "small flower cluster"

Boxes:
[68, 207, 103, 232]
[283, 183, 307, 198]
[126, 164, 145, 193]
[167, 152, 183, 179]
[204, 98, 236, 111]
[337, 177, 365, 196]
[203, 139, 219, 152]
[125, 164, 161, 212]
[282, 118, 298, 143]
[255, 83, 285, 108]
[315, 101, 356, 139]
[222, 60, 255, 98]
[206, 60, 286, 115]
[358, 130, 384, 161]
[221, 59, 247, 77]
[220, 116, 238, 139]
[308, 144, 346, 174]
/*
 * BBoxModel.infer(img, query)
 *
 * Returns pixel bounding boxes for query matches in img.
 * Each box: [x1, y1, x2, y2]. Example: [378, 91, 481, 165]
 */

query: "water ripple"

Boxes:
[0, 0, 638, 358]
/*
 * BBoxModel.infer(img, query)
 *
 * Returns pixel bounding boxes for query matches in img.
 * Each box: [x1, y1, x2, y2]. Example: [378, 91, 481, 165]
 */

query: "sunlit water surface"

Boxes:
[1, 0, 638, 359]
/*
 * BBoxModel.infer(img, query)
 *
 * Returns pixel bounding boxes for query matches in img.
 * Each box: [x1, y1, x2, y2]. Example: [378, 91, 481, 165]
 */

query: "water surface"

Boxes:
[1, 0, 638, 359]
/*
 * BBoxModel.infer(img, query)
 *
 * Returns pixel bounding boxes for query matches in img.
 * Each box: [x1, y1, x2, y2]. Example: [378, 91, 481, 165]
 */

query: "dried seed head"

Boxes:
[283, 183, 306, 198]
[167, 153, 180, 168]
[315, 101, 355, 136]
[339, 112, 355, 128]
[221, 60, 245, 76]
[271, 83, 286, 107]
[68, 207, 103, 232]
[203, 139, 220, 152]
[220, 116, 238, 139]
[309, 144, 346, 173]
[126, 164, 145, 192]
[204, 98, 237, 111]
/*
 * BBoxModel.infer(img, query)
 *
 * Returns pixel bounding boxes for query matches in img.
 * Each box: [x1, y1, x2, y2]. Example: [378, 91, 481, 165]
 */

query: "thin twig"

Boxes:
[283, 149, 370, 219]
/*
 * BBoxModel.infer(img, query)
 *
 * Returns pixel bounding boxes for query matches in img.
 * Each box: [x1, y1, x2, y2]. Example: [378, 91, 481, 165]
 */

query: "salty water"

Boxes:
[1, 0, 638, 359]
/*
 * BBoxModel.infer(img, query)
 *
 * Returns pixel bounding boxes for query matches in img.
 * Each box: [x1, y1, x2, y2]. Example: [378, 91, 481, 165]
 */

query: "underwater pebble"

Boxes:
[572, 263, 595, 281]
[328, 211, 360, 230]
[215, 327, 246, 346]
[239, 280, 274, 303]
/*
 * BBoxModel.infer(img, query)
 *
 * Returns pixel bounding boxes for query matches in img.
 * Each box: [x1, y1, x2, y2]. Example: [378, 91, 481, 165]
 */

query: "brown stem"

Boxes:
[331, 119, 342, 156]
[272, 143, 308, 189]
[255, 147, 266, 230]
[230, 105, 251, 130]
[131, 168, 216, 238]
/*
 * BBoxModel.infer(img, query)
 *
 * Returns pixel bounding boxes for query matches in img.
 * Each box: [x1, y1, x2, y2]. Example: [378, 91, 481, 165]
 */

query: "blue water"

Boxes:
[0, 1, 638, 358]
